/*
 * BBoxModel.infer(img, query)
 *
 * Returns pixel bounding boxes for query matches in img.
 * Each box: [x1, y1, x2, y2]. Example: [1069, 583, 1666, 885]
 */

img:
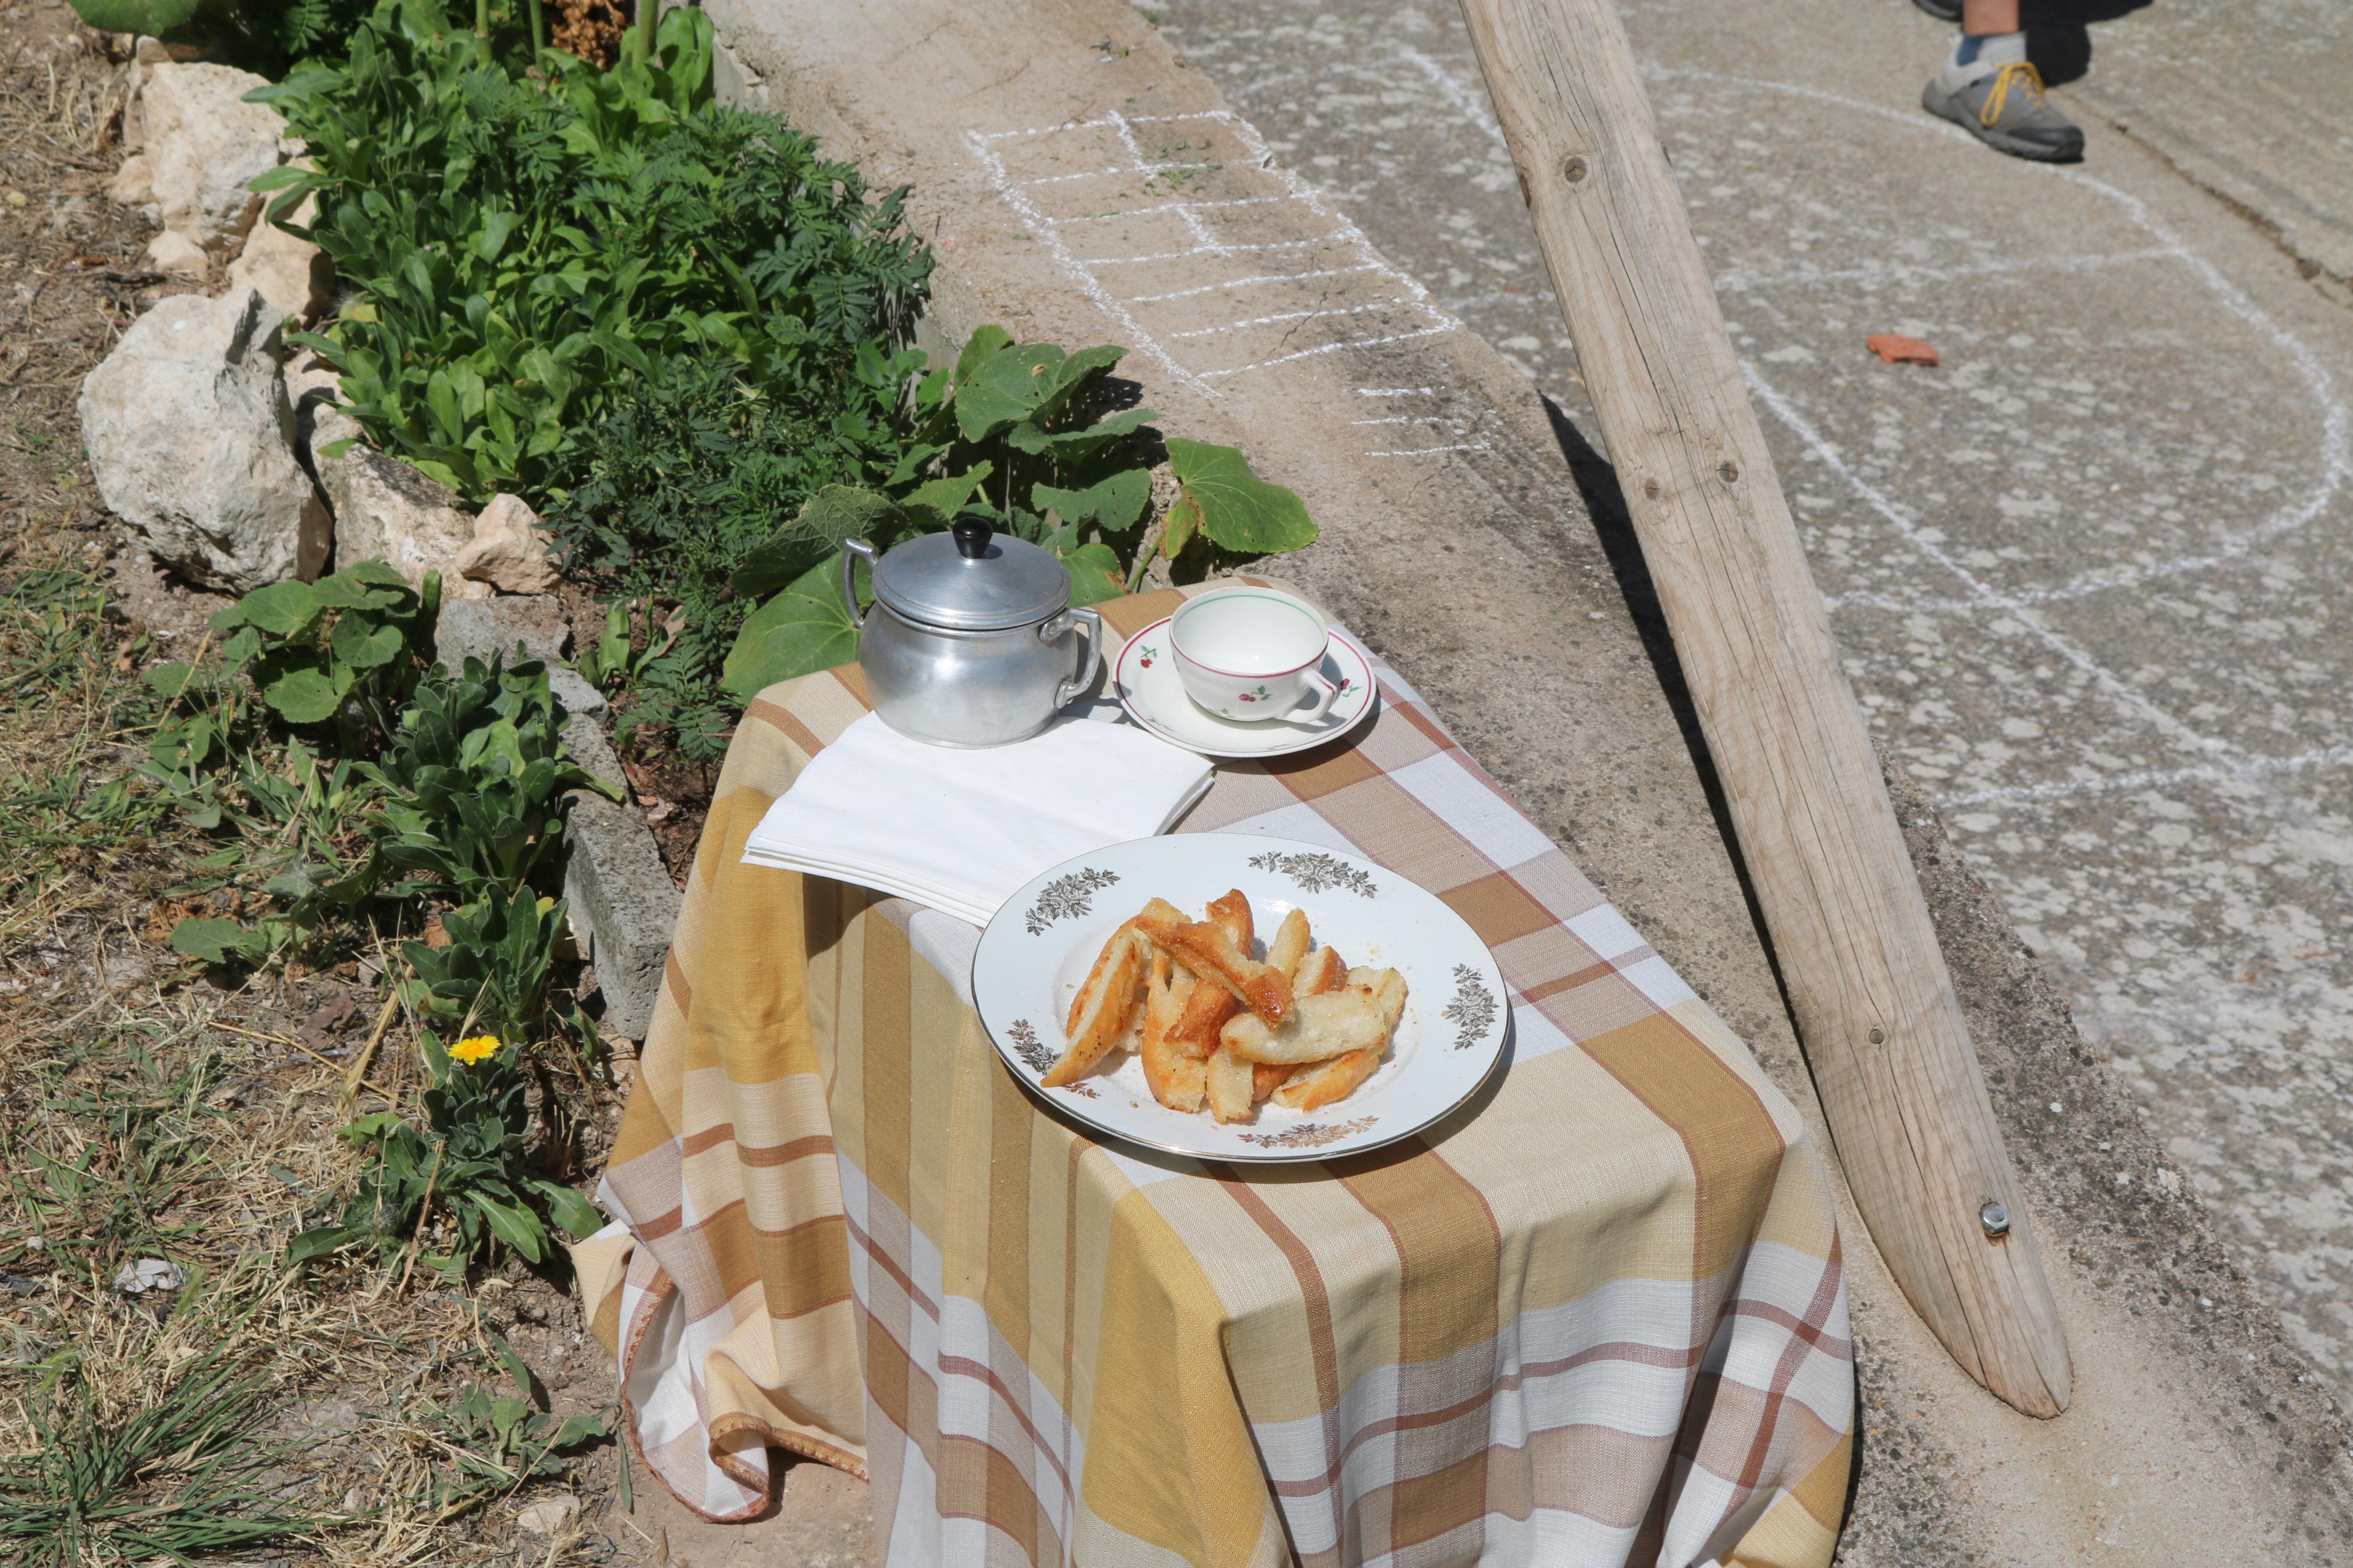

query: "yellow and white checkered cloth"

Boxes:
[576, 584, 1854, 1566]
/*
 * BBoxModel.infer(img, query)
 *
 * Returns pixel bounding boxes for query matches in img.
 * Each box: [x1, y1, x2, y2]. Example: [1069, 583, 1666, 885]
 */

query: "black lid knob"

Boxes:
[952, 517, 993, 560]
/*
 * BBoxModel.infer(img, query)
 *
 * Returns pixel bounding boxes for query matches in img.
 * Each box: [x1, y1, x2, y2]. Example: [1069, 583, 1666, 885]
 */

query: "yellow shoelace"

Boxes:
[1979, 60, 2049, 128]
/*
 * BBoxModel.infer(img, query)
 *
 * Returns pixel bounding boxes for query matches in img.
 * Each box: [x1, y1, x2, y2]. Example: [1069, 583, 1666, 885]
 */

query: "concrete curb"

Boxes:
[434, 596, 679, 1042]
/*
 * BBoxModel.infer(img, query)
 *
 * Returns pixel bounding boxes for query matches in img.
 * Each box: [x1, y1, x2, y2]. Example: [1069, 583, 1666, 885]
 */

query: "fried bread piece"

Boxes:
[1272, 1048, 1380, 1111]
[1345, 966, 1409, 1036]
[1136, 908, 1293, 1027]
[1140, 950, 1206, 1112]
[1251, 1061, 1295, 1102]
[1265, 908, 1311, 983]
[1204, 1046, 1257, 1124]
[1043, 922, 1148, 1087]
[1205, 888, 1255, 951]
[1293, 944, 1349, 998]
[1219, 987, 1388, 1065]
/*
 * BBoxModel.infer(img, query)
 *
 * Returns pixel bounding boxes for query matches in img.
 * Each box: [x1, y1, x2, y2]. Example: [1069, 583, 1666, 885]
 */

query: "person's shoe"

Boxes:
[1911, 0, 1963, 22]
[1923, 38, 2085, 162]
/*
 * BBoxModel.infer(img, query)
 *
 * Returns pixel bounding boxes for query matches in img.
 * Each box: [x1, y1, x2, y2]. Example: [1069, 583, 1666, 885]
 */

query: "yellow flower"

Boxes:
[449, 1035, 501, 1065]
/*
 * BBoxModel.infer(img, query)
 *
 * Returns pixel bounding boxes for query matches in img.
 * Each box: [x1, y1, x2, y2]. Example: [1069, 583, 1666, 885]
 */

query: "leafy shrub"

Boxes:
[544, 351, 920, 756]
[66, 0, 378, 71]
[253, 2, 932, 502]
[360, 650, 613, 906]
[721, 325, 1321, 696]
[188, 558, 439, 742]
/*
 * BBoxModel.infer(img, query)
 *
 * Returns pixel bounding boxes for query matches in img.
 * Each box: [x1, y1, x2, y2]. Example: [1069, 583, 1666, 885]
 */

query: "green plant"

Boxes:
[0, 1343, 320, 1565]
[179, 559, 439, 743]
[299, 1027, 599, 1275]
[545, 351, 920, 758]
[401, 884, 570, 1043]
[414, 1336, 608, 1519]
[360, 651, 614, 907]
[721, 325, 1321, 696]
[253, 2, 931, 503]
[66, 0, 382, 70]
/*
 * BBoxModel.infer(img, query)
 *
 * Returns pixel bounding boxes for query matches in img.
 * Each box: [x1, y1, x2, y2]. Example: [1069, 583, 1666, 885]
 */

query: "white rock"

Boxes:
[106, 152, 153, 207]
[226, 193, 332, 323]
[141, 62, 290, 256]
[144, 228, 207, 279]
[456, 493, 560, 594]
[320, 445, 492, 601]
[513, 1496, 580, 1537]
[113, 1257, 183, 1295]
[79, 286, 331, 592]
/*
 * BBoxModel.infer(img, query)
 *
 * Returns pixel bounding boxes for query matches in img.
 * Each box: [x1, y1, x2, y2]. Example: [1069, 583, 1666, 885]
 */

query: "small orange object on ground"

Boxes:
[1867, 333, 1941, 367]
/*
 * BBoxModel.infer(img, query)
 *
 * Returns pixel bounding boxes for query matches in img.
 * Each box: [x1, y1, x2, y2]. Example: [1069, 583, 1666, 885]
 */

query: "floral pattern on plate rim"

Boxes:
[1442, 963, 1499, 1048]
[1246, 849, 1378, 898]
[1237, 1116, 1379, 1150]
[1025, 866, 1120, 936]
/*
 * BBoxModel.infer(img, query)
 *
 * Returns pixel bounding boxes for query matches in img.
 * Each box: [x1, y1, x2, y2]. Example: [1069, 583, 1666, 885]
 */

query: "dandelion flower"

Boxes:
[450, 1034, 501, 1065]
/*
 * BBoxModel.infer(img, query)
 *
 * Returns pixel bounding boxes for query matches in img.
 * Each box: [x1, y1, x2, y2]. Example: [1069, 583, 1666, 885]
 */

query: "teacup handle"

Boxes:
[1291, 666, 1339, 723]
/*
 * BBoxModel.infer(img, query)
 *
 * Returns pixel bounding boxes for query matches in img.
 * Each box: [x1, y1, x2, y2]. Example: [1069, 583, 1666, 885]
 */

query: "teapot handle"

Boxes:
[1044, 605, 1103, 710]
[839, 538, 879, 631]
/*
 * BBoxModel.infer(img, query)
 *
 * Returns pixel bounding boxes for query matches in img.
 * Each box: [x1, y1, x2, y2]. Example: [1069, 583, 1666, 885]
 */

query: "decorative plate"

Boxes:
[1112, 617, 1378, 760]
[972, 834, 1510, 1162]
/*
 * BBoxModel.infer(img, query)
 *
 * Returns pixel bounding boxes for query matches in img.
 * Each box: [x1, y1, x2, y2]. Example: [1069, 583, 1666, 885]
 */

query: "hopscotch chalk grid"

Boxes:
[966, 109, 1460, 403]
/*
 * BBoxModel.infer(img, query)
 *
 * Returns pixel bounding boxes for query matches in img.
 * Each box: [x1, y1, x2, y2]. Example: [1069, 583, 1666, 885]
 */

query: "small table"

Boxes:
[577, 584, 1854, 1567]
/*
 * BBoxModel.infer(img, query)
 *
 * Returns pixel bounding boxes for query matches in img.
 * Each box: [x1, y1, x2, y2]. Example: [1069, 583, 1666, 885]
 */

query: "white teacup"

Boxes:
[1170, 587, 1339, 723]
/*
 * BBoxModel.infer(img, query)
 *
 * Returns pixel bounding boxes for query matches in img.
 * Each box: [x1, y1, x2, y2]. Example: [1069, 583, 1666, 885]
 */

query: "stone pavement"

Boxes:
[1153, 0, 2353, 1399]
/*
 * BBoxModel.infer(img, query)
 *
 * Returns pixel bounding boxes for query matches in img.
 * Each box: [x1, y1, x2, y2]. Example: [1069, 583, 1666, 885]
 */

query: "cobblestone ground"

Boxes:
[1154, 0, 2353, 1387]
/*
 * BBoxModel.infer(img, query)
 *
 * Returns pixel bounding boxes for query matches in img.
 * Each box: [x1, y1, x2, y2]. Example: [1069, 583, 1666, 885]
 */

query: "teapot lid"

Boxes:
[871, 518, 1071, 632]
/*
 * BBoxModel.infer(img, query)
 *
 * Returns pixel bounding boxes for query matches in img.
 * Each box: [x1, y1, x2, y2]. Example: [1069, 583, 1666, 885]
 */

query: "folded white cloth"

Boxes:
[741, 712, 1213, 927]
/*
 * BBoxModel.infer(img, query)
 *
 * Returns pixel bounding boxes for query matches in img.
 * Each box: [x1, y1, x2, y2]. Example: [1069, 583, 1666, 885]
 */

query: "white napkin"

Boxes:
[740, 712, 1213, 927]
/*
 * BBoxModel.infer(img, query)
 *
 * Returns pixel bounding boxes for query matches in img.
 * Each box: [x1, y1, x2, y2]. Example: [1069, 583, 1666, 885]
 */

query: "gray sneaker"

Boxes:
[1923, 58, 2085, 162]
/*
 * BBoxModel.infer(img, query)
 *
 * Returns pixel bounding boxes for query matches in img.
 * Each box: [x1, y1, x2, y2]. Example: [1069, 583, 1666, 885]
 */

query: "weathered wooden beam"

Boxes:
[1455, 0, 2071, 1416]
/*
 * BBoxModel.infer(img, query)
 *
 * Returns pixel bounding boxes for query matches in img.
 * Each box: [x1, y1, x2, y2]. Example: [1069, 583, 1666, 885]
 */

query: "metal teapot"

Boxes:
[840, 518, 1103, 748]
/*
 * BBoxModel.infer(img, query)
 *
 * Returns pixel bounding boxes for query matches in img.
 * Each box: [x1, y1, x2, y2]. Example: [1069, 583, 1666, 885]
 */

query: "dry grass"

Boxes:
[0, 9, 635, 1562]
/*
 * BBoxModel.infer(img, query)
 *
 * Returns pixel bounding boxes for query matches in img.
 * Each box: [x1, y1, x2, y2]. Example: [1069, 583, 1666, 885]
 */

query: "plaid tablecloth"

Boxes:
[574, 583, 1855, 1567]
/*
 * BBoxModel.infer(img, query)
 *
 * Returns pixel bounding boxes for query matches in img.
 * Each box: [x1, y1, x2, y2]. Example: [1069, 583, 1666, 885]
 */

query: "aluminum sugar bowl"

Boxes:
[841, 518, 1103, 748]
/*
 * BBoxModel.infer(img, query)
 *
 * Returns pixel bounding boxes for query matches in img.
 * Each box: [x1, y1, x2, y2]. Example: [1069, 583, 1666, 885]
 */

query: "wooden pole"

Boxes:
[1456, 0, 2071, 1416]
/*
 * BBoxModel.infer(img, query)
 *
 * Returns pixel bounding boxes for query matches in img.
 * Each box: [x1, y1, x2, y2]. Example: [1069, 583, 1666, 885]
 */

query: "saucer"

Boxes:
[1112, 616, 1376, 759]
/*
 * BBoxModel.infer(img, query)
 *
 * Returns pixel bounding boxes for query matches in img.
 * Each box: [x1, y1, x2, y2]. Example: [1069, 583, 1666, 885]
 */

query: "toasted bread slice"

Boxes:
[1167, 978, 1234, 1059]
[1265, 908, 1311, 983]
[1293, 944, 1348, 998]
[1252, 1061, 1296, 1102]
[1220, 987, 1388, 1065]
[1140, 950, 1206, 1112]
[1043, 923, 1147, 1087]
[1204, 1046, 1257, 1124]
[1344, 965, 1409, 1037]
[1206, 888, 1254, 951]
[1137, 909, 1293, 1027]
[1272, 1047, 1380, 1111]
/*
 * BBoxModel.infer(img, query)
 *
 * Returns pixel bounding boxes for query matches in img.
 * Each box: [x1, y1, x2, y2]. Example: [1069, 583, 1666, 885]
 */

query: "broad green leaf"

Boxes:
[65, 0, 197, 34]
[264, 666, 345, 724]
[1166, 437, 1318, 554]
[954, 344, 1067, 442]
[951, 323, 1013, 389]
[1006, 404, 1156, 460]
[1033, 468, 1150, 534]
[470, 1192, 547, 1262]
[722, 557, 861, 701]
[534, 1181, 604, 1239]
[171, 918, 257, 965]
[287, 1226, 356, 1264]
[730, 485, 906, 601]
[220, 579, 321, 638]
[902, 462, 993, 525]
[1054, 538, 1126, 607]
[1033, 343, 1126, 422]
[332, 614, 407, 670]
